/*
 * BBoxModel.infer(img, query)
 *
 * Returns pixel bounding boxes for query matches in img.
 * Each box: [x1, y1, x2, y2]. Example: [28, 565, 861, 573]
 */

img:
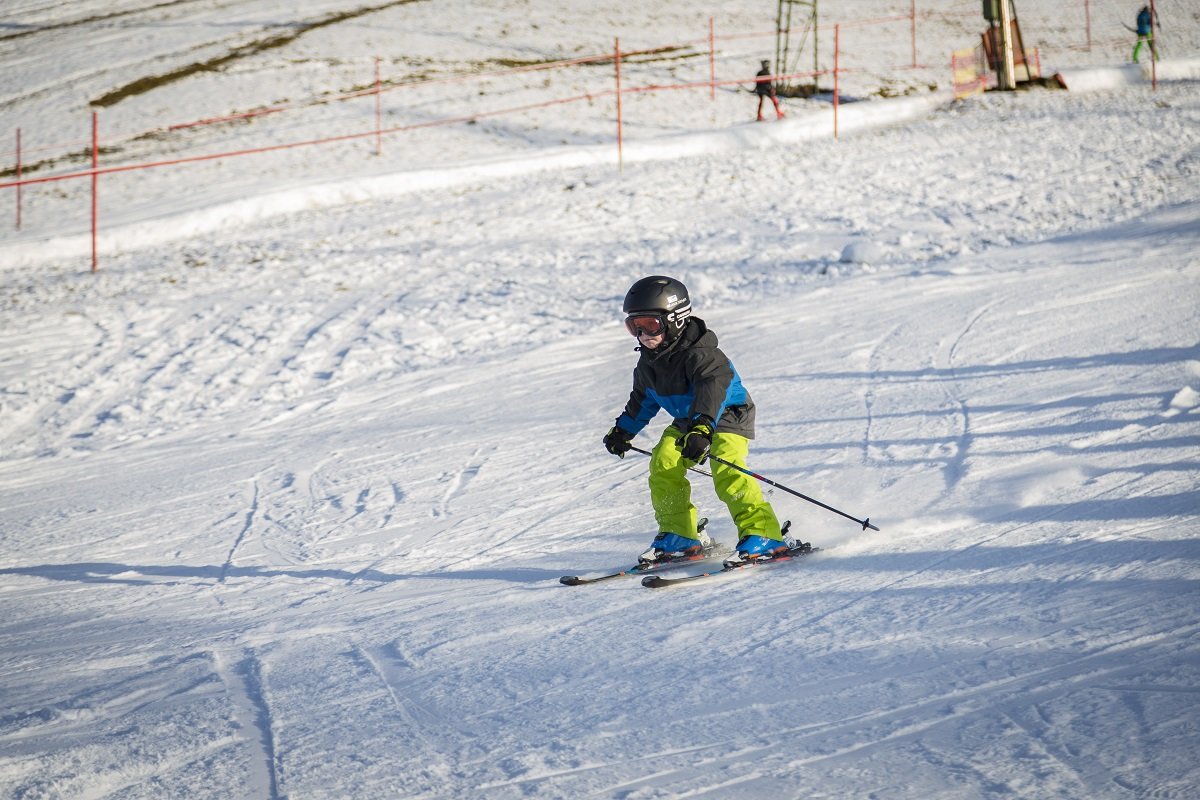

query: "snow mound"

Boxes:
[840, 241, 886, 264]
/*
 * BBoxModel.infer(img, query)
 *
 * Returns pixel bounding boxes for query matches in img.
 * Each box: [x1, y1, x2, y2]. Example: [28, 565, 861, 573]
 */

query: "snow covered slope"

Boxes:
[1, 2, 1199, 798]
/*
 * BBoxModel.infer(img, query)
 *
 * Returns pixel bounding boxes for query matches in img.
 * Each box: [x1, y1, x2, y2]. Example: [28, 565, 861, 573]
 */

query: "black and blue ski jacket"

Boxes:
[615, 317, 756, 439]
[1137, 8, 1153, 35]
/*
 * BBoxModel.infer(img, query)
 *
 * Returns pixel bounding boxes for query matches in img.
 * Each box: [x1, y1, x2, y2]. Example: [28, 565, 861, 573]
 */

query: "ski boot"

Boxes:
[722, 533, 790, 568]
[638, 531, 710, 564]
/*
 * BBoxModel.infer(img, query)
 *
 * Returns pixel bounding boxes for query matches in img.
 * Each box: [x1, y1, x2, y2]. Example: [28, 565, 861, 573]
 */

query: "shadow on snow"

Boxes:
[3, 536, 1196, 587]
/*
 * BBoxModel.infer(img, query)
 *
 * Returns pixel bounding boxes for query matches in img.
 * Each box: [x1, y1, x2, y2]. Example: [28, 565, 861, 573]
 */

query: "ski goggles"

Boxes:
[625, 314, 666, 338]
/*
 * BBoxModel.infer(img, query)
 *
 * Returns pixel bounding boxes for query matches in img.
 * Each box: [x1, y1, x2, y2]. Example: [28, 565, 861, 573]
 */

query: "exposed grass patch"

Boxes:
[0, 0, 194, 42]
[470, 44, 700, 71]
[0, 145, 123, 180]
[91, 0, 425, 108]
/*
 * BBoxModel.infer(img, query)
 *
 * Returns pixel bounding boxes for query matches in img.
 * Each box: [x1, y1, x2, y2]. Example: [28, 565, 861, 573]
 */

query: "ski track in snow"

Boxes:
[219, 479, 259, 586]
[211, 647, 280, 800]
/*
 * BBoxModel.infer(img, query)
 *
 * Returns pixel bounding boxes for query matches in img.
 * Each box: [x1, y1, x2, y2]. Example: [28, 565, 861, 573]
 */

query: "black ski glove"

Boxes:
[678, 420, 713, 463]
[603, 426, 634, 458]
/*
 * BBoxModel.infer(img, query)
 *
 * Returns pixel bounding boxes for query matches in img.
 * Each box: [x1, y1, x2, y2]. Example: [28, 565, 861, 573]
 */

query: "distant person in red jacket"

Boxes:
[755, 60, 785, 121]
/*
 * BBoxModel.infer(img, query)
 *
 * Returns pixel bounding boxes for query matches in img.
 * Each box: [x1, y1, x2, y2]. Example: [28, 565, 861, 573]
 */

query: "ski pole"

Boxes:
[705, 453, 879, 531]
[627, 444, 712, 477]
[629, 443, 877, 531]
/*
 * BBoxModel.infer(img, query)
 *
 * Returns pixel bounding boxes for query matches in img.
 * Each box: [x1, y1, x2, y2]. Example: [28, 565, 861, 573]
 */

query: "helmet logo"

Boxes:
[666, 294, 679, 307]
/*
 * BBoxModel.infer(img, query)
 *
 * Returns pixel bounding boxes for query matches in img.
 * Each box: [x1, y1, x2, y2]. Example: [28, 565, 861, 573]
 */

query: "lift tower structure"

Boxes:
[774, 0, 819, 96]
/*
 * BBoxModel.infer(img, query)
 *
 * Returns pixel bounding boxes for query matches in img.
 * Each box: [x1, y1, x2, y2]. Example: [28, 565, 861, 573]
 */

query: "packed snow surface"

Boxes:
[1, 1, 1199, 798]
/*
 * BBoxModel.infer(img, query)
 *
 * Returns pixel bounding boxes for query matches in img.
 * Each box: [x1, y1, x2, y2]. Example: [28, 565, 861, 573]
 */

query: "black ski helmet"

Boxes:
[623, 276, 692, 336]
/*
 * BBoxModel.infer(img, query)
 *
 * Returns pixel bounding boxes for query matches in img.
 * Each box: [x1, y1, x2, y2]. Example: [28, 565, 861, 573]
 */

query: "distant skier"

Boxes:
[754, 59, 785, 121]
[602, 276, 787, 567]
[1132, 4, 1159, 63]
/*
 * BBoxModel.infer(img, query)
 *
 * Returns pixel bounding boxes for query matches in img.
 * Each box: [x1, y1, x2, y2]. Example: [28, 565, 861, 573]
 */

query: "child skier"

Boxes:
[602, 276, 788, 567]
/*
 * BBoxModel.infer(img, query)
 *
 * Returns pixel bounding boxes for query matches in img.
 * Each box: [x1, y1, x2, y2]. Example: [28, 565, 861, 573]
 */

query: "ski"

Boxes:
[560, 518, 720, 586]
[641, 541, 818, 588]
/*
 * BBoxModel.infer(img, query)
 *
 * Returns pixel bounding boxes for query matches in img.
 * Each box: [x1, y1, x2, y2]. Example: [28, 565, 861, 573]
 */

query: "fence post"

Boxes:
[833, 24, 840, 140]
[614, 37, 624, 171]
[375, 57, 382, 156]
[1150, 0, 1158, 90]
[91, 111, 99, 273]
[14, 128, 20, 231]
[911, 0, 918, 68]
[709, 17, 716, 101]
[1084, 0, 1092, 51]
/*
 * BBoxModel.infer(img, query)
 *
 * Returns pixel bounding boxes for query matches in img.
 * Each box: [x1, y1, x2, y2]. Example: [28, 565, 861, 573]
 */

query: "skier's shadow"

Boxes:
[0, 562, 564, 586]
[7, 531, 1198, 589]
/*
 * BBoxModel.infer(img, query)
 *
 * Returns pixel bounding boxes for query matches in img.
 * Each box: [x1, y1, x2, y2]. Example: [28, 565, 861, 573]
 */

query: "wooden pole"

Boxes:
[911, 0, 918, 68]
[1150, 0, 1158, 90]
[812, 0, 820, 96]
[374, 57, 382, 156]
[14, 128, 20, 231]
[91, 112, 98, 273]
[833, 24, 840, 140]
[998, 0, 1016, 90]
[614, 37, 623, 171]
[1084, 0, 1092, 52]
[700, 17, 710, 100]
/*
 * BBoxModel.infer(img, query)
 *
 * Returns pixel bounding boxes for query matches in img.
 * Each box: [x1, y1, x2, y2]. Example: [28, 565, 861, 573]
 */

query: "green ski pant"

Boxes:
[648, 425, 783, 541]
[1132, 34, 1156, 63]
